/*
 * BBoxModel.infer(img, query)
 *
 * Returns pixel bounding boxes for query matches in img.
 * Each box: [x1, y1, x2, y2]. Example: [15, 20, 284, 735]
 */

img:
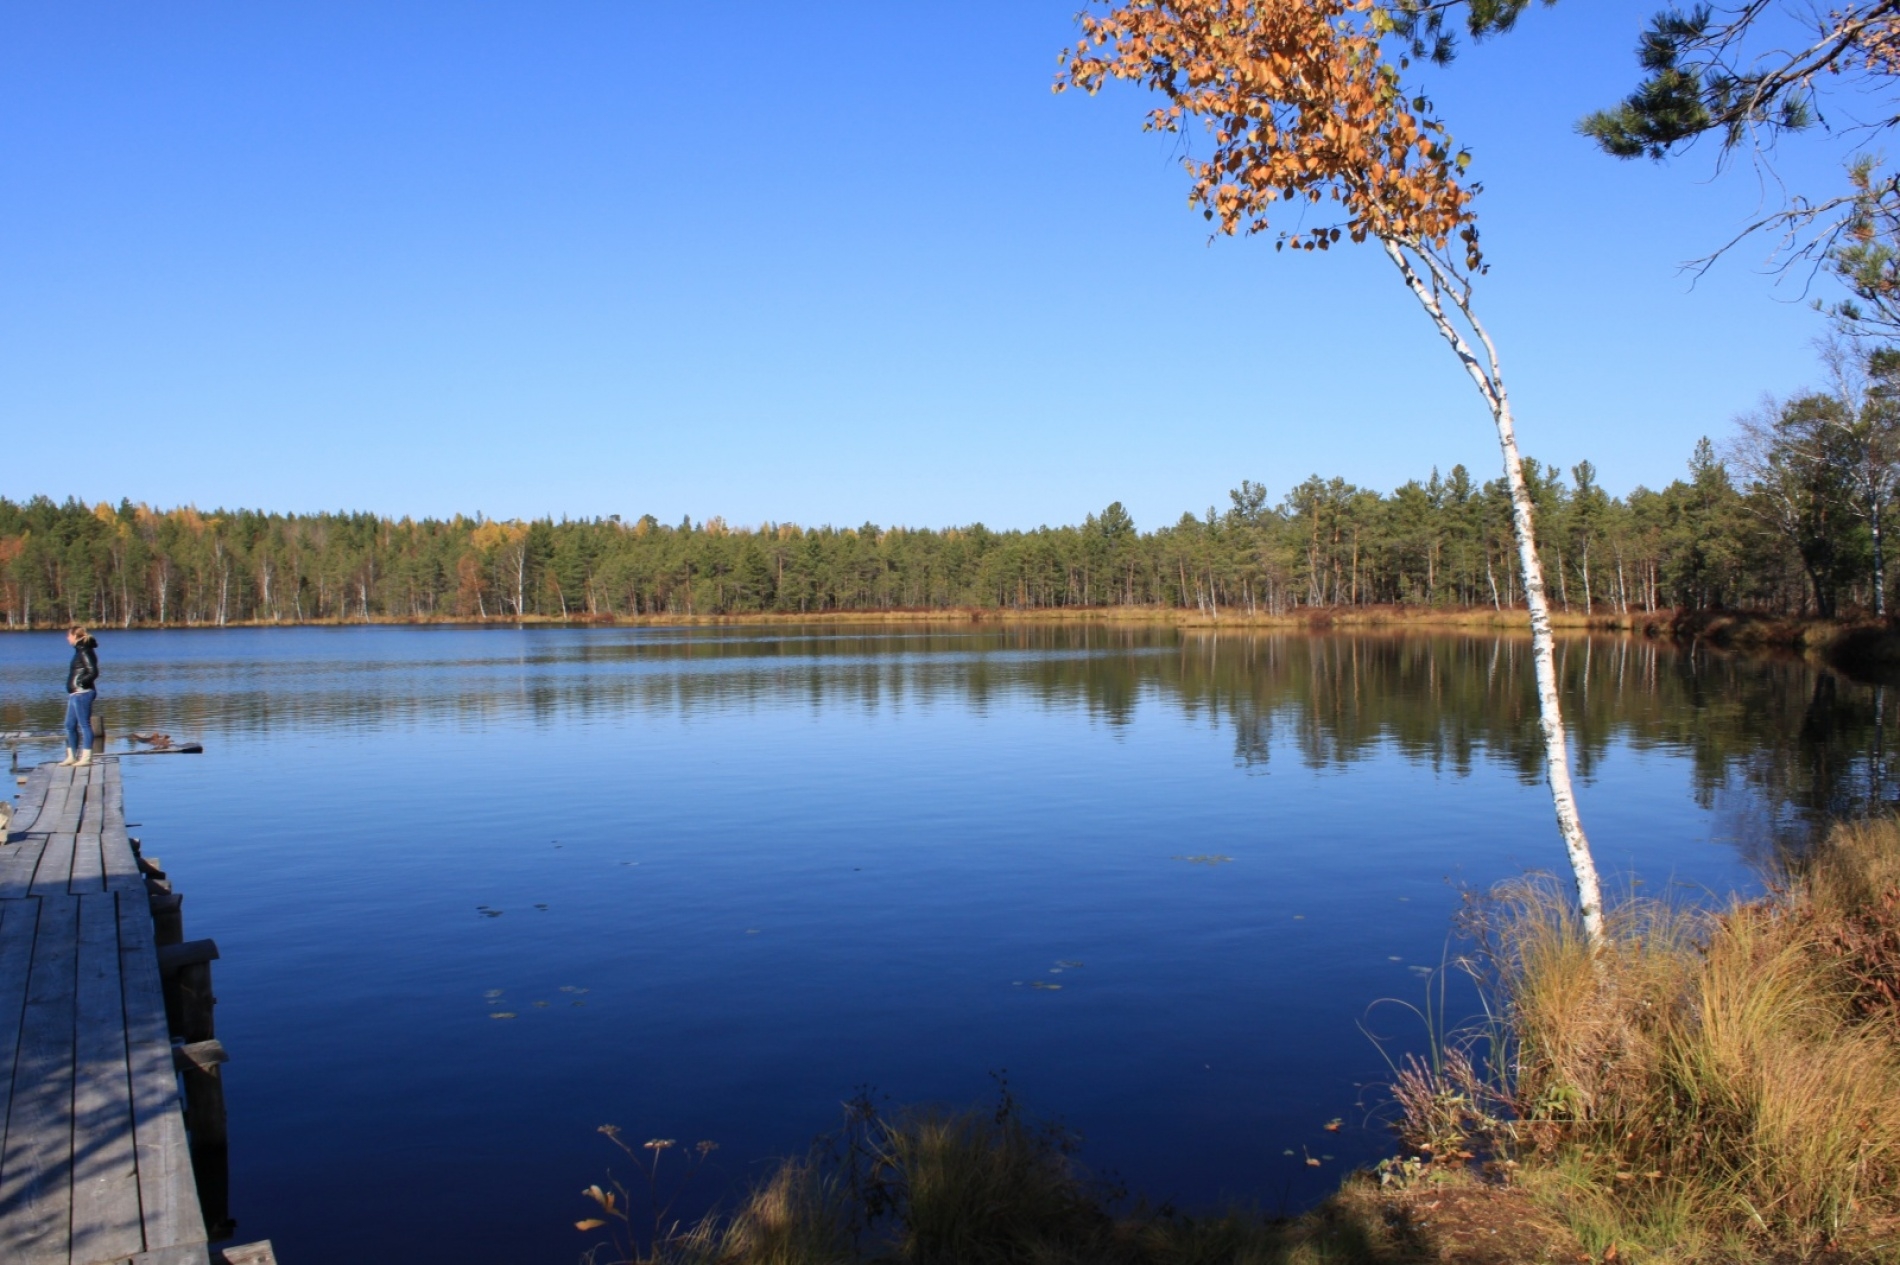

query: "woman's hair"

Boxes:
[69, 625, 90, 640]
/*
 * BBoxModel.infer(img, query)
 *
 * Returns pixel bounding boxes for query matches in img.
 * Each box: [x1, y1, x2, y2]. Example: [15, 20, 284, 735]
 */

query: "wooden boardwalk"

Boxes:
[0, 759, 267, 1265]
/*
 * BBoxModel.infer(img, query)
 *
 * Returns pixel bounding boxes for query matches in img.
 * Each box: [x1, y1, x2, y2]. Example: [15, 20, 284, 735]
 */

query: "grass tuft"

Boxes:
[1394, 817, 1900, 1261]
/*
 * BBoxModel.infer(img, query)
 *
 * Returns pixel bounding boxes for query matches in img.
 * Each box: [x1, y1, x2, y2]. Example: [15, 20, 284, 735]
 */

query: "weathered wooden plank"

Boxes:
[116, 896, 206, 1253]
[50, 780, 85, 837]
[9, 771, 52, 835]
[71, 779, 96, 839]
[21, 781, 69, 838]
[0, 838, 50, 900]
[124, 1245, 213, 1265]
[0, 896, 80, 1264]
[217, 1241, 276, 1265]
[31, 835, 78, 898]
[69, 826, 106, 897]
[98, 774, 135, 897]
[0, 898, 43, 1148]
[100, 827, 141, 896]
[70, 893, 142, 1265]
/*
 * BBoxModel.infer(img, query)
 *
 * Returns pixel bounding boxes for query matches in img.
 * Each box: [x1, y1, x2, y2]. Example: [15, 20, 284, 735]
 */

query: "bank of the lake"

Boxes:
[0, 602, 1650, 633]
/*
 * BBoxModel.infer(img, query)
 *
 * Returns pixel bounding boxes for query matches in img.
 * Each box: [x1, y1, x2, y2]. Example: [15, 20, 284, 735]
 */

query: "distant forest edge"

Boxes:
[0, 433, 1885, 628]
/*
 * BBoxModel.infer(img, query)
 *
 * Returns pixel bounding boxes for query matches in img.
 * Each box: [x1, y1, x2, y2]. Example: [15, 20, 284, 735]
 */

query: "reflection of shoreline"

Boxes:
[0, 604, 1646, 633]
[0, 627, 1885, 868]
[0, 629, 1882, 844]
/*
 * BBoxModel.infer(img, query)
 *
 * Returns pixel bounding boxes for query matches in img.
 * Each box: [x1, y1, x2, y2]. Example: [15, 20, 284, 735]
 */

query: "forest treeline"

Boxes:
[0, 429, 1882, 627]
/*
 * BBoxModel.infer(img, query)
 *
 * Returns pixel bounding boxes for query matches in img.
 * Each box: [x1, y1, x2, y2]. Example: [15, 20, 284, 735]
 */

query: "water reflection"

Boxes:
[3, 626, 1885, 849]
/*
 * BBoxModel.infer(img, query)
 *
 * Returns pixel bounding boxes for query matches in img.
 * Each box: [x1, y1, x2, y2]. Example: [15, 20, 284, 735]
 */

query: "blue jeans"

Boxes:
[64, 689, 96, 750]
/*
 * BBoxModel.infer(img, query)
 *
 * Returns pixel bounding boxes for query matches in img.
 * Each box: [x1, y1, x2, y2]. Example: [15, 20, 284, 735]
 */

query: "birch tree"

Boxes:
[1058, 0, 1606, 942]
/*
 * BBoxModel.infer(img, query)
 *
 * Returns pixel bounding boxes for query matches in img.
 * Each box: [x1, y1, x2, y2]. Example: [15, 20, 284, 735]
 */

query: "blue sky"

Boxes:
[0, 2, 1867, 530]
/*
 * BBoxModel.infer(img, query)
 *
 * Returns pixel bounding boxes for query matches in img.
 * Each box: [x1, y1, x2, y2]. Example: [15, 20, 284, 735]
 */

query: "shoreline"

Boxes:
[0, 603, 1657, 632]
[13, 603, 1900, 677]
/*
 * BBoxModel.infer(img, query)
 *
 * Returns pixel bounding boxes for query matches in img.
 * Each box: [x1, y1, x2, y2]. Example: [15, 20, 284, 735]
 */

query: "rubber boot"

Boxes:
[75, 748, 92, 768]
[56, 748, 76, 766]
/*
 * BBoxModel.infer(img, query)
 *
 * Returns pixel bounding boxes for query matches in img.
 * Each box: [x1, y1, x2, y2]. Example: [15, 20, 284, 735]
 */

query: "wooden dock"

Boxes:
[0, 759, 272, 1265]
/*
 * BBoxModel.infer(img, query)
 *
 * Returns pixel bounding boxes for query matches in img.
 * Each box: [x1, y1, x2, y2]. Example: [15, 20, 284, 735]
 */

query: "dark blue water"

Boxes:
[0, 626, 1868, 1263]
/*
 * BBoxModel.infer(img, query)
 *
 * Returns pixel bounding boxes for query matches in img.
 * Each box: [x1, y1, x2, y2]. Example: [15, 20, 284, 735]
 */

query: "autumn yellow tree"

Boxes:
[1059, 0, 1606, 943]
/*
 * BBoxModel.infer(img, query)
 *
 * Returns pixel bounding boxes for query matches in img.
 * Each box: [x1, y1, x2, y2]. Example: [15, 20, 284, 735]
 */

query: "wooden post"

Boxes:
[174, 1040, 233, 1240]
[90, 711, 105, 754]
[173, 1041, 229, 1147]
[157, 939, 219, 1043]
[149, 891, 184, 946]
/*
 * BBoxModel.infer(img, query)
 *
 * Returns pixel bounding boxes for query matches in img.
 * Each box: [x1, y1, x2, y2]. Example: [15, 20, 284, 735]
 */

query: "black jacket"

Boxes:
[66, 637, 99, 693]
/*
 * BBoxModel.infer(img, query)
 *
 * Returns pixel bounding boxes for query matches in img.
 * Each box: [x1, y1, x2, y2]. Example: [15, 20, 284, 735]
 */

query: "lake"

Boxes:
[0, 624, 1885, 1263]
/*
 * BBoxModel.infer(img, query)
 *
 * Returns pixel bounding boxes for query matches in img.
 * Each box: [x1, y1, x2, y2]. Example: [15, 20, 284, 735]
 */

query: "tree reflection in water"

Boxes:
[2, 624, 1887, 857]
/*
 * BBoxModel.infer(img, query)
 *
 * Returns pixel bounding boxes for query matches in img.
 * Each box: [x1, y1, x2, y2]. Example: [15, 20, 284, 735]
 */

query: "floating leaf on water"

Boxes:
[534, 903, 549, 911]
[480, 910, 503, 918]
[1388, 955, 1403, 962]
[533, 1001, 549, 1008]
[558, 985, 580, 993]
[1293, 915, 1305, 920]
[1323, 1118, 1343, 1132]
[484, 989, 504, 1000]
[1055, 960, 1084, 969]
[746, 929, 761, 935]
[490, 1012, 517, 1020]
[1305, 1157, 1321, 1167]
[1408, 966, 1433, 977]
[1049, 968, 1063, 974]
[572, 1001, 587, 1007]
[1283, 1149, 1295, 1157]
[1171, 854, 1234, 866]
[1029, 981, 1063, 991]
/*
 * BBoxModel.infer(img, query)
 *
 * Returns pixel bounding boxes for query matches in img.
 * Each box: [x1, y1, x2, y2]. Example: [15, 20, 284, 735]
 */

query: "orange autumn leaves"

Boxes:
[1057, 0, 1481, 268]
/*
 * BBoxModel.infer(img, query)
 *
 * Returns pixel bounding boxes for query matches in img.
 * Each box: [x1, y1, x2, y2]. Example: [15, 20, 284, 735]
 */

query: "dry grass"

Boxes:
[1396, 819, 1900, 1262]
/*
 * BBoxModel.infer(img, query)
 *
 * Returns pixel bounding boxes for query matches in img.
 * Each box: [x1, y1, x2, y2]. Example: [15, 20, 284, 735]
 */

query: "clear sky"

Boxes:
[0, 2, 1868, 530]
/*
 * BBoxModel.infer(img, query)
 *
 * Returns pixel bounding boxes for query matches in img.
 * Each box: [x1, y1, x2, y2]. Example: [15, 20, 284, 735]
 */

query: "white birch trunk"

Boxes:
[1381, 236, 1606, 945]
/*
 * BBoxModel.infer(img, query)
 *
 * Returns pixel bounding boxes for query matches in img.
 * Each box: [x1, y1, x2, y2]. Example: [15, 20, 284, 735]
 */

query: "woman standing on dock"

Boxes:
[60, 625, 99, 767]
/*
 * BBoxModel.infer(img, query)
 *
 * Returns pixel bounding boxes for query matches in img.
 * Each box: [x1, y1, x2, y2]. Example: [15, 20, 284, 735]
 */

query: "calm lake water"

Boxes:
[0, 624, 1889, 1263]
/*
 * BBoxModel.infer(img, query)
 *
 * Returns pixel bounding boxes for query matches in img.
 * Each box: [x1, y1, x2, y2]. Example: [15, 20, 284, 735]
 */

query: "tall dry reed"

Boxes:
[1414, 821, 1900, 1260]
